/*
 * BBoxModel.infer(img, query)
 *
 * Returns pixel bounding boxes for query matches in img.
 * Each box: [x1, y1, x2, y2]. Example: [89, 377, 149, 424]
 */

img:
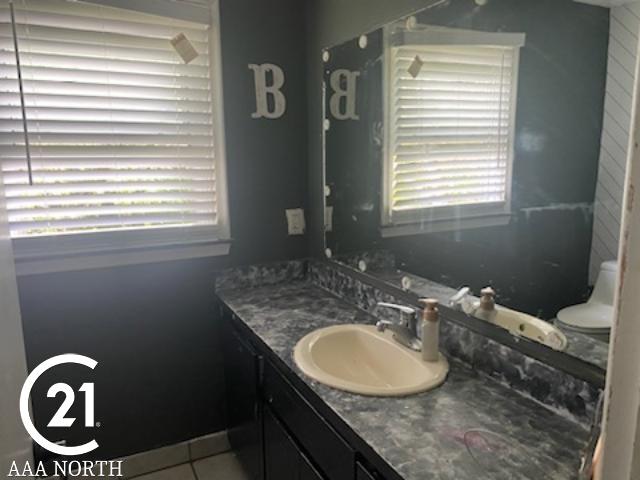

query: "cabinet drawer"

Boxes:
[356, 462, 381, 480]
[263, 360, 355, 480]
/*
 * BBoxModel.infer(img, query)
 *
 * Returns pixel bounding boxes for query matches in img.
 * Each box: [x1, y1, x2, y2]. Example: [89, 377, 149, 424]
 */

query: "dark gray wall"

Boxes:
[314, 0, 609, 319]
[18, 0, 308, 460]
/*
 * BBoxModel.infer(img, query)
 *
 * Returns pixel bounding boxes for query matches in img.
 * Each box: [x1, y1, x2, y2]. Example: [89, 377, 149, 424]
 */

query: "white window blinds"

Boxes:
[384, 30, 523, 226]
[0, 0, 227, 240]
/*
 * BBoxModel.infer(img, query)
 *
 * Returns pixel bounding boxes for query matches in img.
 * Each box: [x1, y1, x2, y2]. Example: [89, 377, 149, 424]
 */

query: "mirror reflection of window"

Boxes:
[382, 27, 525, 233]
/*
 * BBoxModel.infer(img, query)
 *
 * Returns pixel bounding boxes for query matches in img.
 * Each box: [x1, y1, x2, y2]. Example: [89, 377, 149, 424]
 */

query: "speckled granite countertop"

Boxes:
[218, 280, 591, 480]
[554, 324, 609, 370]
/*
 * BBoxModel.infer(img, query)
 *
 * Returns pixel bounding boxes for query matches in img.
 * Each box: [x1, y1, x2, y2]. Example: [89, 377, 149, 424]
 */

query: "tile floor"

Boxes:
[132, 452, 249, 480]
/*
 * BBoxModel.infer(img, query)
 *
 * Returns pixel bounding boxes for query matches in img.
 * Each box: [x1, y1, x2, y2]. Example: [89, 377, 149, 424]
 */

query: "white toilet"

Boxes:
[556, 260, 618, 342]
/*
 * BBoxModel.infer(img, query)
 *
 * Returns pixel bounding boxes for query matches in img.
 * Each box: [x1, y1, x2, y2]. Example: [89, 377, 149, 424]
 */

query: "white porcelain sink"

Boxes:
[293, 324, 449, 397]
[493, 305, 568, 351]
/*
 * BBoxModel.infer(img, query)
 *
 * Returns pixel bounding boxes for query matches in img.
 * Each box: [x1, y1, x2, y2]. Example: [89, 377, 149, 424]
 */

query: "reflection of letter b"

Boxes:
[329, 69, 360, 120]
[249, 63, 286, 119]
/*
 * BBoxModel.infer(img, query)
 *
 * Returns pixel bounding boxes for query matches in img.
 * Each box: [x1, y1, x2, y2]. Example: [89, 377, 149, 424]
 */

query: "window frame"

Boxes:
[9, 0, 231, 274]
[381, 26, 524, 236]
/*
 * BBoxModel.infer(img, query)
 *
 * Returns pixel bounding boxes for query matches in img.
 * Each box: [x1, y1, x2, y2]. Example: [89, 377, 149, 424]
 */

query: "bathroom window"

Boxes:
[1, 0, 229, 266]
[382, 28, 524, 234]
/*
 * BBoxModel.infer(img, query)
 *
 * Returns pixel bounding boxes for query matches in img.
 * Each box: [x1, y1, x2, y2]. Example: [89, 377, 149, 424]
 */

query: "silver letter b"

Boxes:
[329, 69, 360, 120]
[249, 63, 286, 119]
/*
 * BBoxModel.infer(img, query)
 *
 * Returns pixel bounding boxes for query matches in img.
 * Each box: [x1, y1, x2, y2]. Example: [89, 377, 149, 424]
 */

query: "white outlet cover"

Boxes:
[286, 208, 306, 235]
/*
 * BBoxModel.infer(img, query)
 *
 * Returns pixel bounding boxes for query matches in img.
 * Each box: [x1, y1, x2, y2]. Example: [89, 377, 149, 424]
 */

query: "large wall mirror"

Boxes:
[322, 0, 628, 376]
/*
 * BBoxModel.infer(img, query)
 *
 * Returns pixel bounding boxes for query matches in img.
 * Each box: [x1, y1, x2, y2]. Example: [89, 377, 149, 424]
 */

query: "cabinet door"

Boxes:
[264, 406, 326, 480]
[264, 406, 299, 480]
[222, 311, 263, 480]
[299, 452, 324, 480]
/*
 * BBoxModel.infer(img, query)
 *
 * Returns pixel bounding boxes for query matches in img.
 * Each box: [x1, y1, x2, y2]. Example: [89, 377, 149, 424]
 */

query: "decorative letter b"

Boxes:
[329, 69, 360, 120]
[249, 63, 286, 119]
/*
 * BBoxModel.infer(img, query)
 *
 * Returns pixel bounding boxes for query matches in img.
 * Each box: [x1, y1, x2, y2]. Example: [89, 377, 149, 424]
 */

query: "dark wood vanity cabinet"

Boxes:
[221, 306, 388, 480]
[221, 310, 264, 480]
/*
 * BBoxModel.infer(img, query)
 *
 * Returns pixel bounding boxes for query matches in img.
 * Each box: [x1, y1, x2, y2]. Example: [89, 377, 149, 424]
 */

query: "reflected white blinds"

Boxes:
[386, 39, 521, 222]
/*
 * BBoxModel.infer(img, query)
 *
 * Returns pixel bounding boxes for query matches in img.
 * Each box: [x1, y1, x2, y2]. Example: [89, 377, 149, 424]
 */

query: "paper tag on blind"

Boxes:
[170, 33, 199, 64]
[407, 55, 424, 78]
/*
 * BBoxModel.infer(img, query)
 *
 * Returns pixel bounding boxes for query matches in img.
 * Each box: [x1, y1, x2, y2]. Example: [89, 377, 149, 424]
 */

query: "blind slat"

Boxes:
[5, 180, 215, 197]
[9, 202, 216, 221]
[10, 212, 217, 237]
[1, 107, 211, 124]
[1, 121, 213, 136]
[0, 79, 211, 101]
[1, 144, 215, 157]
[3, 94, 213, 113]
[395, 165, 508, 181]
[0, 51, 210, 77]
[2, 157, 215, 170]
[0, 22, 208, 52]
[0, 64, 211, 89]
[0, 9, 208, 42]
[2, 168, 215, 185]
[1, 133, 214, 147]
[6, 191, 215, 208]
[0, 36, 210, 65]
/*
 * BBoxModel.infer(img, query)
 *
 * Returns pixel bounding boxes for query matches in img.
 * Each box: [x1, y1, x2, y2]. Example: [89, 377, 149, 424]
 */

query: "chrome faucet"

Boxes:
[373, 302, 422, 351]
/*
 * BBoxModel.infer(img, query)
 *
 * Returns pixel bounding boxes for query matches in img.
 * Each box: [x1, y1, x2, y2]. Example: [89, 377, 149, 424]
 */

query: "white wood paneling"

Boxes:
[590, 4, 640, 281]
[598, 24, 640, 476]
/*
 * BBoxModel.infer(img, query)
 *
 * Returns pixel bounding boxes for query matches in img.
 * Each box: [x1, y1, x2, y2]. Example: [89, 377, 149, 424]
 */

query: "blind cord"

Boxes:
[9, 0, 33, 186]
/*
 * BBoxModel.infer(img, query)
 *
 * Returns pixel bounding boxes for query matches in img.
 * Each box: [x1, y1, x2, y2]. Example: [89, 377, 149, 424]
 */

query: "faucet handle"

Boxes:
[480, 286, 495, 297]
[449, 286, 471, 305]
[419, 298, 439, 309]
[419, 298, 440, 323]
[375, 302, 415, 315]
[479, 287, 496, 311]
[374, 302, 416, 326]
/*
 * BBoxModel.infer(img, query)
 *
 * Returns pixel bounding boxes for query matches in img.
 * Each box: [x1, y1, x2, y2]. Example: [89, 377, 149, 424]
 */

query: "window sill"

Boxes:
[380, 212, 512, 238]
[13, 237, 231, 276]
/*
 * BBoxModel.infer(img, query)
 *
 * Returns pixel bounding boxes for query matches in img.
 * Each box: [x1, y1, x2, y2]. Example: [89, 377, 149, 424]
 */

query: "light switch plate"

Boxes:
[286, 208, 306, 235]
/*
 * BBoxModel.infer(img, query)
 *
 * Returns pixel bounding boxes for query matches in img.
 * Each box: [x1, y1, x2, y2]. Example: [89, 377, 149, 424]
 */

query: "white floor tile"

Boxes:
[132, 463, 195, 480]
[121, 443, 190, 479]
[193, 453, 248, 480]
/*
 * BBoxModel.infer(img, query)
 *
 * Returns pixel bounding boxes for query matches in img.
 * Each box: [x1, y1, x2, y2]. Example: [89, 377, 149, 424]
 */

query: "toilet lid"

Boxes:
[556, 302, 613, 330]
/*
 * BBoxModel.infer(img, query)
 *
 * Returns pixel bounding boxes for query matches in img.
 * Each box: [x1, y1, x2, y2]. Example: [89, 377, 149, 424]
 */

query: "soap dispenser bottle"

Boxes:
[419, 298, 440, 362]
[475, 286, 497, 323]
